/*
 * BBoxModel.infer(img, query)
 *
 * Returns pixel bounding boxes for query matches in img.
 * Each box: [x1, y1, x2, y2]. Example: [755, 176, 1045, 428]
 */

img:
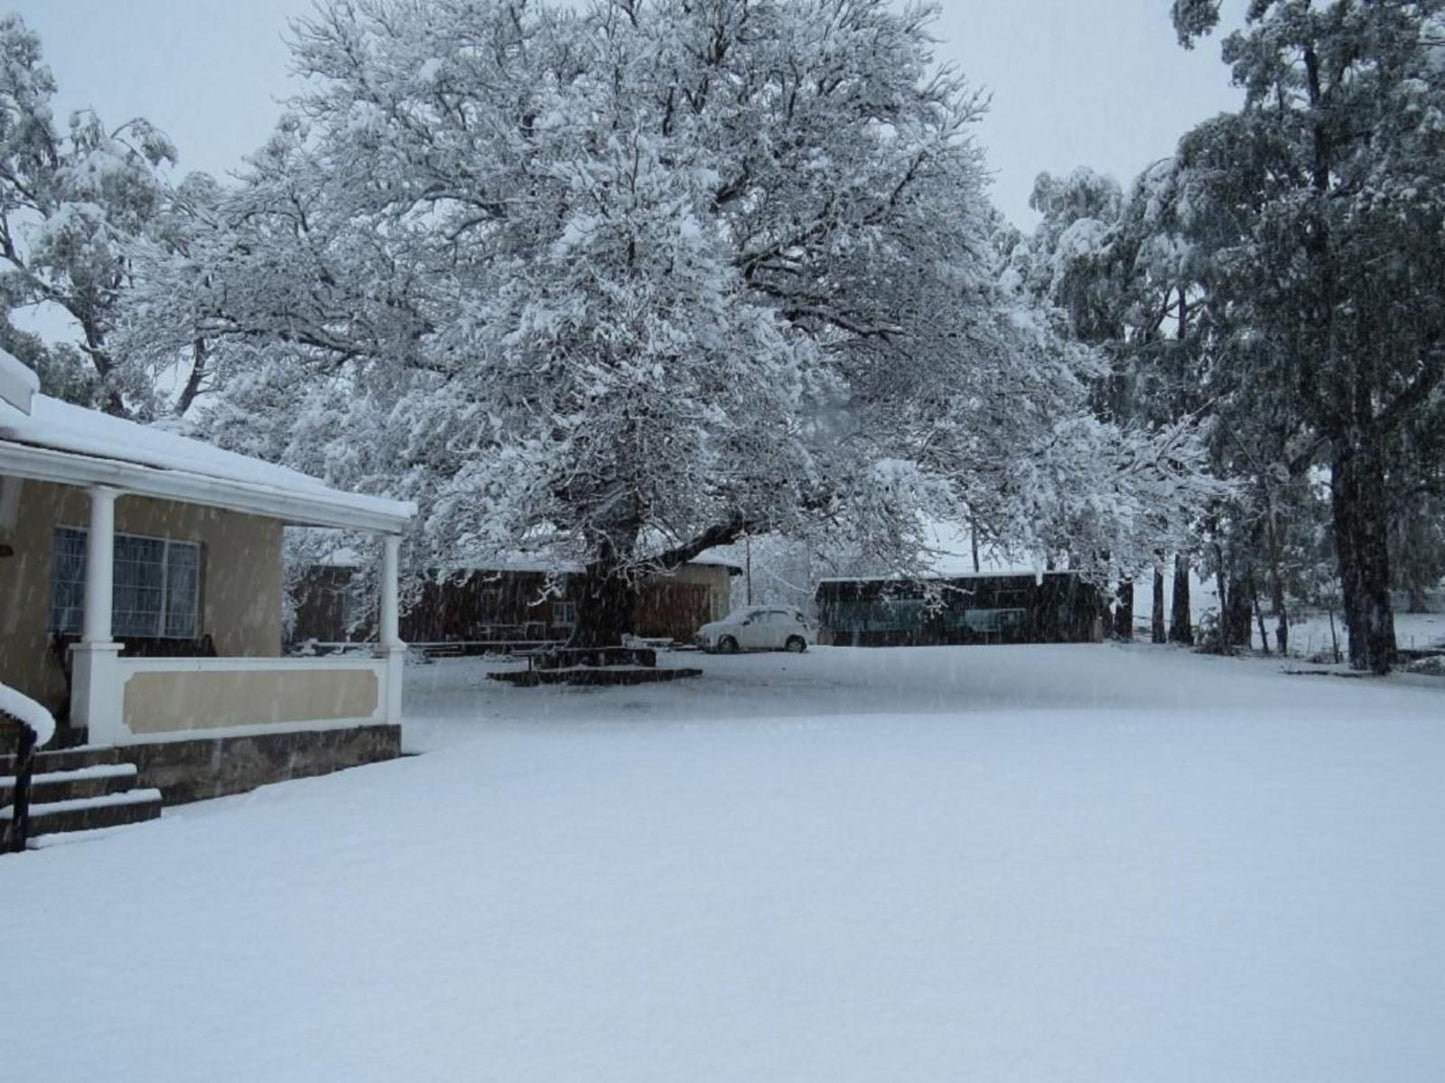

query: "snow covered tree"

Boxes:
[1005, 163, 1224, 638]
[0, 15, 182, 416]
[1174, 0, 1445, 672]
[133, 0, 1216, 645]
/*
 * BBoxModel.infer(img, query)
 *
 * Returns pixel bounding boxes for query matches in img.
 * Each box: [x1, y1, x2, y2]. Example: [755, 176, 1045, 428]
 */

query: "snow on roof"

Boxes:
[815, 571, 1074, 586]
[0, 366, 413, 533]
[2, 395, 345, 496]
[687, 551, 745, 574]
[319, 549, 739, 575]
[0, 349, 38, 414]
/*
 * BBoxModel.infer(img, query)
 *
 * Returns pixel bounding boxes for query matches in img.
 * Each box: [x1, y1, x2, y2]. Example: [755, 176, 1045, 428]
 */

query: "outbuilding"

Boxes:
[815, 572, 1104, 647]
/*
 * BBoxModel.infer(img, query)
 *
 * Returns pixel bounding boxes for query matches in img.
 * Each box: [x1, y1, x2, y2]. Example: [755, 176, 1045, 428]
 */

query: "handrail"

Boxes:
[1, 682, 56, 854]
[2, 715, 36, 854]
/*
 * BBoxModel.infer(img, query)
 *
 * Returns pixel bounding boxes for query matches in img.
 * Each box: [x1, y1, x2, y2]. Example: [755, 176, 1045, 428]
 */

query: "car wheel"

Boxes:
[718, 635, 739, 654]
[784, 635, 807, 653]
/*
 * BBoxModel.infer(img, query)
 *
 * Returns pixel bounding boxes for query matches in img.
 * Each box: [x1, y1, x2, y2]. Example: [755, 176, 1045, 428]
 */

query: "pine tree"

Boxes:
[1174, 0, 1445, 672]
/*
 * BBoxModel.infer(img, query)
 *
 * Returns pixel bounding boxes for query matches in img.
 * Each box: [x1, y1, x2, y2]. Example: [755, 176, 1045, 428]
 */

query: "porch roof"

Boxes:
[0, 385, 414, 534]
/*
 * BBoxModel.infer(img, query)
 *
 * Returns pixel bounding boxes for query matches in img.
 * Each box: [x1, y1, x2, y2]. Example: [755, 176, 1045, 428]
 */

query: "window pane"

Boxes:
[164, 543, 200, 638]
[114, 535, 165, 637]
[50, 527, 88, 633]
[50, 528, 201, 639]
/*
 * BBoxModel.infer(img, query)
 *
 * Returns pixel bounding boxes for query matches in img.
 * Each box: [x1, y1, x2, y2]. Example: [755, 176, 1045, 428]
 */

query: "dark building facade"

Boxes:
[292, 561, 739, 649]
[815, 572, 1103, 647]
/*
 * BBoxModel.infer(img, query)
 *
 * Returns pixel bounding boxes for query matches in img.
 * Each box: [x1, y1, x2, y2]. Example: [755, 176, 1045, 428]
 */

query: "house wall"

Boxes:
[659, 562, 733, 619]
[291, 561, 736, 646]
[291, 567, 569, 644]
[0, 477, 284, 714]
[636, 563, 733, 640]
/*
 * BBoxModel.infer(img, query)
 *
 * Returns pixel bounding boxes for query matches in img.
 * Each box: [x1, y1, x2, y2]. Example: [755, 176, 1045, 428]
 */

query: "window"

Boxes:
[553, 601, 577, 626]
[958, 608, 1027, 633]
[50, 527, 201, 638]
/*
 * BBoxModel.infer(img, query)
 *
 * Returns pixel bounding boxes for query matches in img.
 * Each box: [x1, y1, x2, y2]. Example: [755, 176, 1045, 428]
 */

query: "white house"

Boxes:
[0, 350, 415, 810]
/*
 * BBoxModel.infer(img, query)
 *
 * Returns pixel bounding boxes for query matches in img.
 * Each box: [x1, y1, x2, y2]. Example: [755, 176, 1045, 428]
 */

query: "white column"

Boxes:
[72, 487, 125, 744]
[380, 534, 402, 650]
[377, 534, 405, 724]
[83, 486, 118, 643]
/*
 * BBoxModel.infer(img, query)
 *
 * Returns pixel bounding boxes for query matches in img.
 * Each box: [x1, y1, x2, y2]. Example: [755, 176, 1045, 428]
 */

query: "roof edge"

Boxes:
[0, 439, 415, 534]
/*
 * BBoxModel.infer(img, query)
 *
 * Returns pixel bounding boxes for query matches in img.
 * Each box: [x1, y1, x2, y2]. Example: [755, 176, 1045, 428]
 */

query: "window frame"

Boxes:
[50, 525, 203, 639]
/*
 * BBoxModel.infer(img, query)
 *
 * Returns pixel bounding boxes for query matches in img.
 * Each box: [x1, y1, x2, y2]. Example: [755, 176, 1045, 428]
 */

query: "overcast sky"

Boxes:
[12, 0, 1246, 225]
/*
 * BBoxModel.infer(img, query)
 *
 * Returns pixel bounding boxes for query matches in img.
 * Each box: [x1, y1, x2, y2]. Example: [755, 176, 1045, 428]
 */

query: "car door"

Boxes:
[758, 610, 789, 649]
[734, 609, 765, 649]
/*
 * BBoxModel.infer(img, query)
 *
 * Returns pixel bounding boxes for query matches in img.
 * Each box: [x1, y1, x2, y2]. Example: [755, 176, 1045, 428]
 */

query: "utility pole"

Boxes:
[745, 535, 753, 605]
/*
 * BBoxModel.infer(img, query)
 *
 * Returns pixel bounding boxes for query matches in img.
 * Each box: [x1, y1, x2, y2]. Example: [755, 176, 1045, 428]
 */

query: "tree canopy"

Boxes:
[119, 0, 1213, 642]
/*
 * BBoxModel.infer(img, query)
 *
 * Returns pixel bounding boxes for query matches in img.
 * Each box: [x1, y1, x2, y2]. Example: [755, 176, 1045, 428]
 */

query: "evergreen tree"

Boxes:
[1174, 0, 1445, 672]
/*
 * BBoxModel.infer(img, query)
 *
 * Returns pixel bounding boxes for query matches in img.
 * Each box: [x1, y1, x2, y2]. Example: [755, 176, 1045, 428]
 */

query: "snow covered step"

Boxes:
[2, 787, 162, 836]
[0, 762, 139, 806]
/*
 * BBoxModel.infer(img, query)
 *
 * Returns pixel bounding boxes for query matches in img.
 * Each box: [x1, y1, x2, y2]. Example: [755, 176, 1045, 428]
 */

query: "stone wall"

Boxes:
[128, 723, 402, 805]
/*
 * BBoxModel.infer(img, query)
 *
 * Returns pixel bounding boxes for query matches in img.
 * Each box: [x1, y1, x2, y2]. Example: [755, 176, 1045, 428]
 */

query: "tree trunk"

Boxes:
[1263, 504, 1289, 656]
[1169, 552, 1193, 645]
[1332, 442, 1397, 674]
[1252, 576, 1270, 656]
[1222, 574, 1253, 651]
[571, 550, 640, 649]
[1113, 580, 1134, 641]
[1151, 559, 1166, 644]
[1272, 574, 1289, 657]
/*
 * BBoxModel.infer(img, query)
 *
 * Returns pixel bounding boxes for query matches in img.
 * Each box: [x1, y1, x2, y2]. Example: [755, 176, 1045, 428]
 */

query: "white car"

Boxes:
[696, 606, 816, 654]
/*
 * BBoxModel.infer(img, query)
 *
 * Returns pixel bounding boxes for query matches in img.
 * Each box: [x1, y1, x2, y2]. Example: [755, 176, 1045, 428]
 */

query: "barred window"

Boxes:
[51, 527, 201, 638]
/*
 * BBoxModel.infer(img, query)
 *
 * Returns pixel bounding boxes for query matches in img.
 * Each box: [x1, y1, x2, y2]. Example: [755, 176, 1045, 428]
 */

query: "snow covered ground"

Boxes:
[6, 645, 1445, 1081]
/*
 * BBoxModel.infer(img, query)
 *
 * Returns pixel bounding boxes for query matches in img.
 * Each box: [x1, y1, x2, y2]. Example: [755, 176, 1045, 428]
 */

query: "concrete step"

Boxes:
[0, 745, 123, 777]
[4, 788, 163, 837]
[0, 763, 139, 806]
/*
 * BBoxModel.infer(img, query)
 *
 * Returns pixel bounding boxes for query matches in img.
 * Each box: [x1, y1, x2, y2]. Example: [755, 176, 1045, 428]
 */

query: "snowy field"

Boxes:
[7, 645, 1445, 1082]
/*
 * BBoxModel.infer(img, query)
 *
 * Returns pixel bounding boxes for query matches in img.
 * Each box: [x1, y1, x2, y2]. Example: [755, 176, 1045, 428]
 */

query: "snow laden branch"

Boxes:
[0, 14, 189, 417]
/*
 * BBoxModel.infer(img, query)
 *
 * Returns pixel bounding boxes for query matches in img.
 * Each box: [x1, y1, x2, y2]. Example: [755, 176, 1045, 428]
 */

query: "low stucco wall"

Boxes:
[123, 667, 380, 734]
[0, 477, 284, 714]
